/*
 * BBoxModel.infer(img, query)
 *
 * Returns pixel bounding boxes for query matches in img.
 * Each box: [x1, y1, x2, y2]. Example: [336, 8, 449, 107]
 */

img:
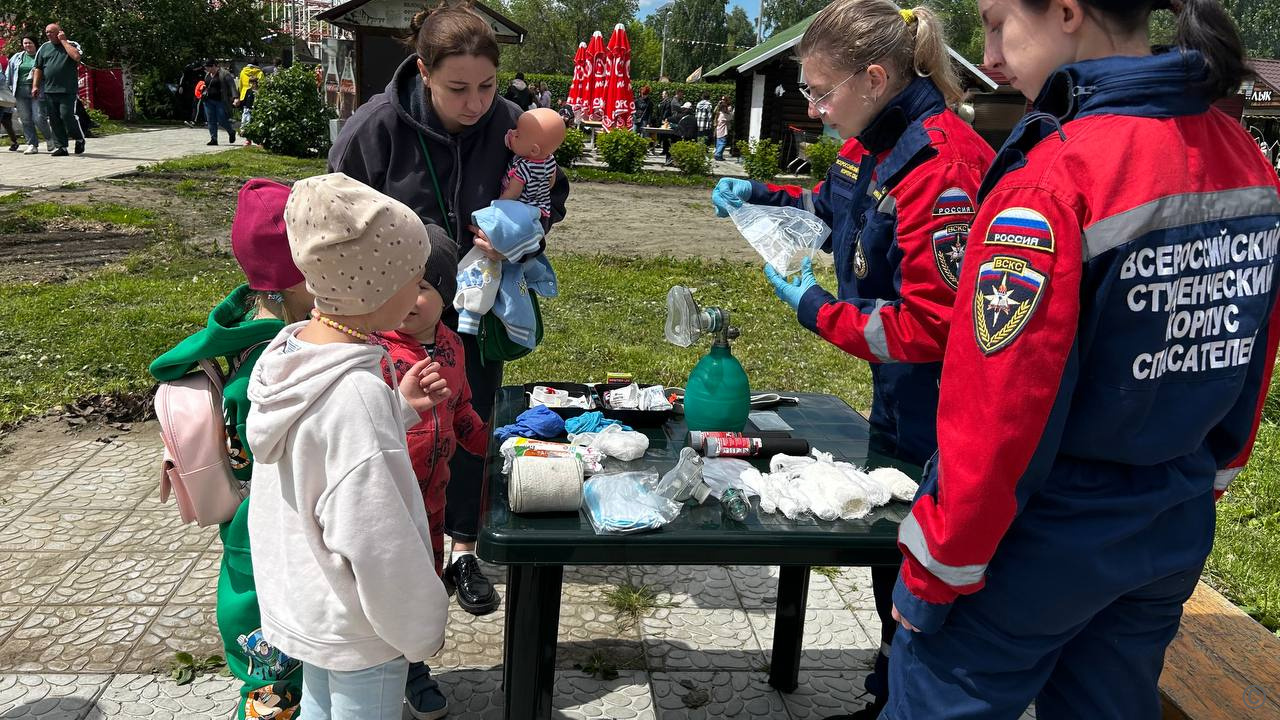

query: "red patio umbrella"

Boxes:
[586, 30, 608, 122]
[604, 23, 635, 130]
[566, 41, 588, 118]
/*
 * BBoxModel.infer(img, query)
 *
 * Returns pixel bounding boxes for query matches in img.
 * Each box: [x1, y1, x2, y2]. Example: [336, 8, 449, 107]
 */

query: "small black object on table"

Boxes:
[477, 386, 914, 720]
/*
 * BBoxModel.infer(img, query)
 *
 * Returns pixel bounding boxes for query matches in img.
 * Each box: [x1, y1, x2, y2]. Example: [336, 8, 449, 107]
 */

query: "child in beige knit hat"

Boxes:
[244, 172, 452, 720]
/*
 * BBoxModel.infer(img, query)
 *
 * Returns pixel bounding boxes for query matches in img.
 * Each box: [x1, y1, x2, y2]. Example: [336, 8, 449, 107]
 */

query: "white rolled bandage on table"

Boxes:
[508, 455, 585, 513]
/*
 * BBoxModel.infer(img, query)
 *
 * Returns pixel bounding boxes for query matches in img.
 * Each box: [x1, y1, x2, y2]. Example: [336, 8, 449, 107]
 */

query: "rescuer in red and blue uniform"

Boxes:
[711, 2, 993, 717]
[885, 1, 1280, 719]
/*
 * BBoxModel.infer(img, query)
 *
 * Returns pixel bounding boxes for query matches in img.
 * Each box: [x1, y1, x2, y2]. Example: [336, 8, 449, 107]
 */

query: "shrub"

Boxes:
[133, 69, 177, 121]
[241, 64, 335, 158]
[556, 127, 586, 167]
[805, 137, 842, 180]
[669, 140, 711, 175]
[736, 139, 781, 182]
[596, 129, 650, 173]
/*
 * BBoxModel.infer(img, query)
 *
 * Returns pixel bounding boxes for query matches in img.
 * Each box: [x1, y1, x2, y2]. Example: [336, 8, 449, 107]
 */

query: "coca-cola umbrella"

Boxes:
[566, 41, 588, 117]
[585, 30, 608, 122]
[604, 23, 635, 130]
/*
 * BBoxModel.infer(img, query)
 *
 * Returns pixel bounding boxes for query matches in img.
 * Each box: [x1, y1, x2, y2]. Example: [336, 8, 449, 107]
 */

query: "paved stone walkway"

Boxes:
[0, 422, 1038, 719]
[0, 127, 234, 194]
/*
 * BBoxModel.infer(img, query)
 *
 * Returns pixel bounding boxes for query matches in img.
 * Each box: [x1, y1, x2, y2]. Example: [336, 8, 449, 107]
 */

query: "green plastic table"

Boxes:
[476, 387, 915, 720]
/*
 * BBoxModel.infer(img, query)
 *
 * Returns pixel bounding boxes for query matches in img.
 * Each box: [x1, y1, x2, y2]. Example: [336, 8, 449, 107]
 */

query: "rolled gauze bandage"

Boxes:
[509, 455, 585, 513]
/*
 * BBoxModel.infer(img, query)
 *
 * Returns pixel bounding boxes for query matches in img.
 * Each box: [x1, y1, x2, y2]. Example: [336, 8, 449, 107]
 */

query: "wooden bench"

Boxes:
[1160, 581, 1280, 719]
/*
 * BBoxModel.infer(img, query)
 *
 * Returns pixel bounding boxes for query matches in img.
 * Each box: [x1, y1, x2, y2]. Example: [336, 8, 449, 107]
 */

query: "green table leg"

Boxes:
[769, 564, 810, 692]
[503, 564, 564, 720]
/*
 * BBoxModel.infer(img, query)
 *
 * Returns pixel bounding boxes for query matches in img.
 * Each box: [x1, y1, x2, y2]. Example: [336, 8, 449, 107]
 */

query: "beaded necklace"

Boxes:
[314, 313, 371, 342]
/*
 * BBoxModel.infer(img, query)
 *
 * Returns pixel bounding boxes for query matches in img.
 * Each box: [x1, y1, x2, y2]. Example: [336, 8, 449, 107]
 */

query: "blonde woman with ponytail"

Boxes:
[886, 1, 1280, 719]
[711, 5, 993, 716]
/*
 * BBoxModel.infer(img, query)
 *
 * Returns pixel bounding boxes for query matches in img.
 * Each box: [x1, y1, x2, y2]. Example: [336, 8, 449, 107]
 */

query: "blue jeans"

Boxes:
[15, 86, 51, 146]
[205, 99, 233, 140]
[300, 657, 409, 720]
[714, 135, 728, 160]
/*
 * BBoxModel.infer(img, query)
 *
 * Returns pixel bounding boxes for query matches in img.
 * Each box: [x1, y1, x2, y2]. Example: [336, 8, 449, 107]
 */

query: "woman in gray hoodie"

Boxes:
[327, 5, 569, 718]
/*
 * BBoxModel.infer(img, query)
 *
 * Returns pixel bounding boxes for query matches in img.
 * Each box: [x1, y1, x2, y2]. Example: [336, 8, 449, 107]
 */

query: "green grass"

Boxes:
[1205, 421, 1280, 633]
[0, 192, 26, 205]
[505, 254, 873, 413]
[564, 166, 721, 188]
[0, 243, 242, 426]
[143, 147, 327, 182]
[812, 566, 842, 581]
[604, 582, 670, 627]
[0, 201, 160, 234]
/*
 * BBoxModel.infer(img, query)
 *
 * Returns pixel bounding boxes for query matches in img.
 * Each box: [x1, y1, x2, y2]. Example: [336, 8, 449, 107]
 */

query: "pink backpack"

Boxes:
[156, 358, 247, 526]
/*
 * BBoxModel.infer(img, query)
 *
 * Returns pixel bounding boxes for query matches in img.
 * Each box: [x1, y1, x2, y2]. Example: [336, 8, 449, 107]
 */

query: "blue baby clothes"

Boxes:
[457, 200, 559, 348]
[563, 412, 632, 435]
[494, 406, 566, 443]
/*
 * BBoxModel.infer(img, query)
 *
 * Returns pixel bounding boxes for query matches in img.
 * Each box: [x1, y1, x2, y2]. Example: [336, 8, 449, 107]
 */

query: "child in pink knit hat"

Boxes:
[149, 177, 316, 720]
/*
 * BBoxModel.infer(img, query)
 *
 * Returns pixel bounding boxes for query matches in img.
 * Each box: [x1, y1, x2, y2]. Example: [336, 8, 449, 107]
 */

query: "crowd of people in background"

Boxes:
[506, 69, 737, 163]
[2, 23, 95, 156]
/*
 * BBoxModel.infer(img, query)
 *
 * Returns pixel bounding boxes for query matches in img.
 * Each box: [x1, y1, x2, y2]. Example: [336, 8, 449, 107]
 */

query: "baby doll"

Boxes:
[499, 107, 567, 219]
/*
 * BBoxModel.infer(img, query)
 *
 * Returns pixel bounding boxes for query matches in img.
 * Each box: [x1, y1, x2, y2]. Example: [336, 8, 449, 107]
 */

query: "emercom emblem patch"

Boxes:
[974, 255, 1047, 354]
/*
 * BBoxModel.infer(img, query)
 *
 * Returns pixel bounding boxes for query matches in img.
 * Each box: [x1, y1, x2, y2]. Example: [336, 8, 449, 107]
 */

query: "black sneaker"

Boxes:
[51, 148, 69, 157]
[206, 139, 218, 146]
[73, 140, 85, 155]
[229, 130, 236, 144]
[8, 143, 18, 152]
[443, 555, 500, 615]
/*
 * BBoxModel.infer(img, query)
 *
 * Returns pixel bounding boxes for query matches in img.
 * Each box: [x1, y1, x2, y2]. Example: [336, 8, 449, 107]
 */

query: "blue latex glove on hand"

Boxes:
[764, 257, 819, 311]
[712, 178, 753, 218]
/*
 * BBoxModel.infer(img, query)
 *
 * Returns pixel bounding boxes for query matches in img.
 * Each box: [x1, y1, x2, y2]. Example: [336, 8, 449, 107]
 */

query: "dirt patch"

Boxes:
[2, 175, 749, 285]
[555, 183, 753, 262]
[1, 173, 237, 283]
[0, 229, 152, 283]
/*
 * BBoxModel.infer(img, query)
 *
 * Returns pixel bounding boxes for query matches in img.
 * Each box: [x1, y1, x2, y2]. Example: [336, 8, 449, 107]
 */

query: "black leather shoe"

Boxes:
[444, 555, 500, 615]
[73, 140, 85, 154]
[206, 139, 218, 146]
[51, 148, 69, 156]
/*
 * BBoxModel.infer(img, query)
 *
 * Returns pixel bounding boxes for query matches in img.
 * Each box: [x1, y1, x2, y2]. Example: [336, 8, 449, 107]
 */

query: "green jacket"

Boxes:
[149, 284, 284, 483]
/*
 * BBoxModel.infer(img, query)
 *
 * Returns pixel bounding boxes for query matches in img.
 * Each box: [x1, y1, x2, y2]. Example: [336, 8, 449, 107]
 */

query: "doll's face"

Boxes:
[505, 108, 568, 159]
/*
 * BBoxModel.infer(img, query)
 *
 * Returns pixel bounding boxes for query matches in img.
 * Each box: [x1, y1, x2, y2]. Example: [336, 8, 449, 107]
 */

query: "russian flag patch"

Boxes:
[985, 207, 1056, 253]
[933, 187, 975, 217]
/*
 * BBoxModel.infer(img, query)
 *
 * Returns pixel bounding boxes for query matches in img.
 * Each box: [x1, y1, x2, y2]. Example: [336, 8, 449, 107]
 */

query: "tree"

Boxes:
[498, 0, 640, 74]
[926, 0, 983, 63]
[665, 0, 729, 81]
[627, 20, 664, 81]
[760, 0, 827, 39]
[725, 6, 757, 58]
[3, 0, 271, 118]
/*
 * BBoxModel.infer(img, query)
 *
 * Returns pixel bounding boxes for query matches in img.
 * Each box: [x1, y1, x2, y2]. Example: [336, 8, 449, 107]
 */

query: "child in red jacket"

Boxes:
[373, 225, 487, 720]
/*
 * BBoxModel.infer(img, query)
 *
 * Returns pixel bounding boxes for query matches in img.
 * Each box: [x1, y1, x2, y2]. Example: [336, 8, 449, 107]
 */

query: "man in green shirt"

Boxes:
[31, 23, 84, 156]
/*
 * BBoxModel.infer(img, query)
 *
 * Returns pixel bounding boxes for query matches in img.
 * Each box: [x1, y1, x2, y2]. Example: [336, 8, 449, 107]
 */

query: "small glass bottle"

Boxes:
[720, 487, 750, 522]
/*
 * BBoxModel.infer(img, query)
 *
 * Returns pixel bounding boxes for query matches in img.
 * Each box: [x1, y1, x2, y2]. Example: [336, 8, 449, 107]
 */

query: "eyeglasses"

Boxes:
[799, 67, 866, 115]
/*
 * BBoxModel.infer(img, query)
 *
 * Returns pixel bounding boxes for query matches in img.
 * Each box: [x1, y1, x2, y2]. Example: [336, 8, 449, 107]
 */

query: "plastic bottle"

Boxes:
[684, 343, 750, 432]
[720, 487, 750, 522]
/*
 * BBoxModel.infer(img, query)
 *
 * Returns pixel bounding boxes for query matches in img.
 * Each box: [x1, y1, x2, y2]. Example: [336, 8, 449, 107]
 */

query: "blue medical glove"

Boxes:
[764, 257, 820, 311]
[712, 178, 753, 218]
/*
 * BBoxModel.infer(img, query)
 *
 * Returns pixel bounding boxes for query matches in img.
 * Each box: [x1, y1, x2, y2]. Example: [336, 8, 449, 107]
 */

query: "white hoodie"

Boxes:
[246, 322, 448, 671]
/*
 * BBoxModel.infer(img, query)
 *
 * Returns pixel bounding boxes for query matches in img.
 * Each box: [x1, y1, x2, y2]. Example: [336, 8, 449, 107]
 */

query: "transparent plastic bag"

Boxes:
[702, 458, 756, 499]
[730, 203, 831, 276]
[582, 471, 683, 534]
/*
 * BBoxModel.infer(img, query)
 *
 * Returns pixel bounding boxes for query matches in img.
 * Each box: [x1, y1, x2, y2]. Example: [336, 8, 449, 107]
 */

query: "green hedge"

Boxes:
[496, 72, 733, 106]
